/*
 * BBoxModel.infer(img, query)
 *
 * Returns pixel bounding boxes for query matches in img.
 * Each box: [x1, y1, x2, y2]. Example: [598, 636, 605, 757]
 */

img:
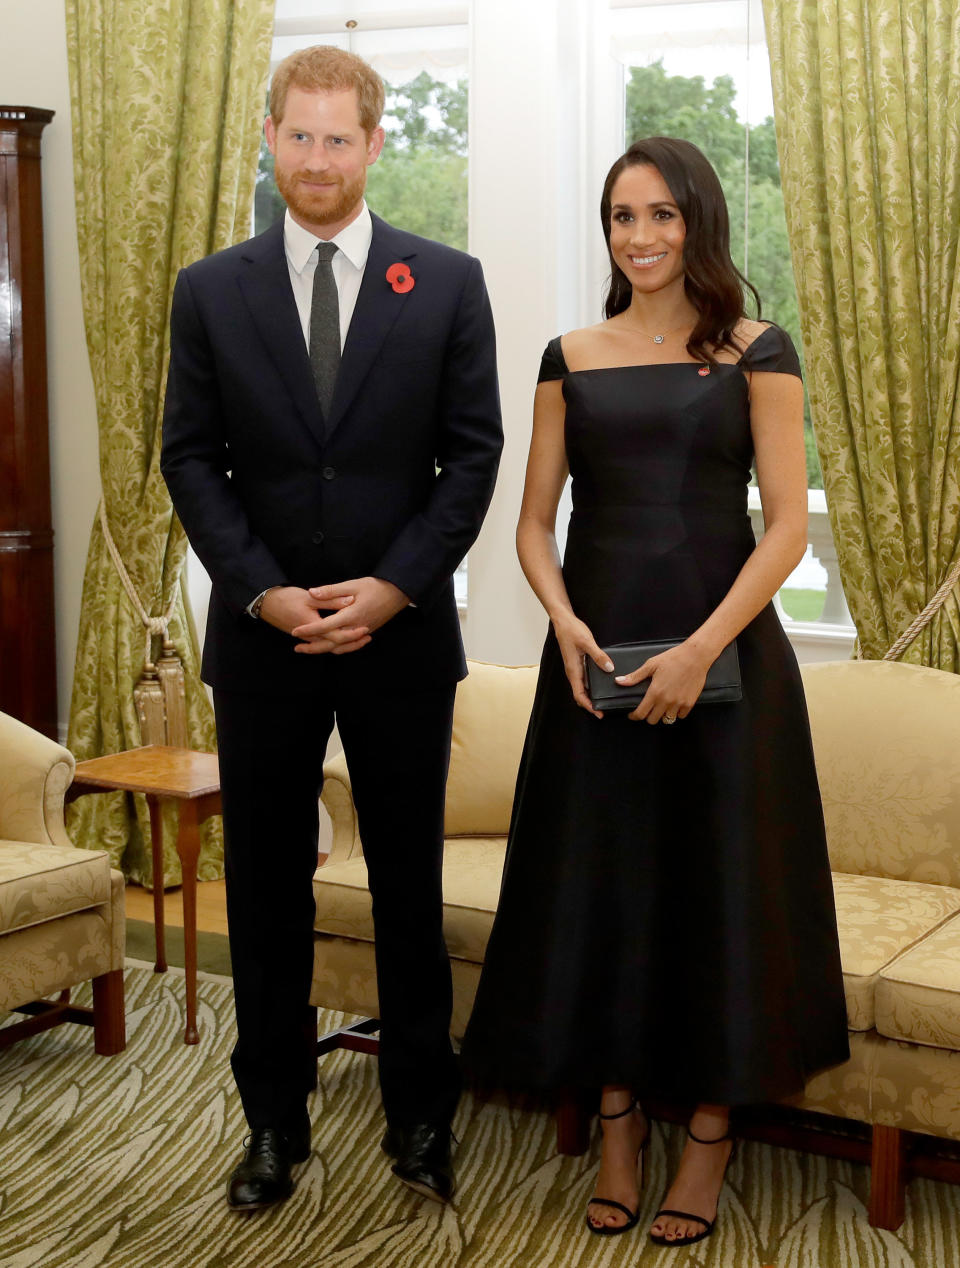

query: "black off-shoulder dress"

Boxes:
[461, 326, 850, 1104]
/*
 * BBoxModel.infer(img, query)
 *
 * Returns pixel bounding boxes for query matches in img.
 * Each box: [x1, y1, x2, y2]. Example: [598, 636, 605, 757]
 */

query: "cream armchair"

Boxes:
[0, 711, 125, 1054]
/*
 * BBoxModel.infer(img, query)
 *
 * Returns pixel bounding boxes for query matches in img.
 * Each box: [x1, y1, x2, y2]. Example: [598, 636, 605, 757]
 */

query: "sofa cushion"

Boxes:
[0, 841, 112, 936]
[832, 872, 960, 1030]
[313, 836, 506, 964]
[445, 662, 538, 837]
[875, 913, 960, 1053]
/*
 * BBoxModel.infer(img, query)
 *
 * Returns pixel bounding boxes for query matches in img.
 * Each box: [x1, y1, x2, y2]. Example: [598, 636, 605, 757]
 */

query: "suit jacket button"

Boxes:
[311, 531, 325, 544]
[322, 466, 336, 480]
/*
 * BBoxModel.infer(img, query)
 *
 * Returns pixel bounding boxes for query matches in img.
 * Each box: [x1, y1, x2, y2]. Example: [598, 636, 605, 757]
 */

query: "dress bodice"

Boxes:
[537, 324, 803, 643]
[538, 325, 802, 518]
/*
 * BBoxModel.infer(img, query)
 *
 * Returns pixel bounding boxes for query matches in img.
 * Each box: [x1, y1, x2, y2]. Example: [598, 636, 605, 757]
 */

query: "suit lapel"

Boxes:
[236, 221, 326, 450]
[324, 215, 418, 441]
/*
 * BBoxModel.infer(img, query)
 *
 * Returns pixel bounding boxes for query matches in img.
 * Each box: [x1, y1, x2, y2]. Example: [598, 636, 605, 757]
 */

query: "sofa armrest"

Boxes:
[320, 751, 363, 864]
[0, 711, 75, 849]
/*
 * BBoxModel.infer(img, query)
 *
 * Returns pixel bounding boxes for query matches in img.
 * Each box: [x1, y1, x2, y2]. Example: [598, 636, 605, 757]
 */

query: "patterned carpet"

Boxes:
[2, 967, 960, 1268]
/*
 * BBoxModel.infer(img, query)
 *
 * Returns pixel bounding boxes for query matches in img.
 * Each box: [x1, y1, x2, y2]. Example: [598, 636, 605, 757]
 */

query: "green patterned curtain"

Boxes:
[65, 0, 275, 884]
[763, 0, 960, 669]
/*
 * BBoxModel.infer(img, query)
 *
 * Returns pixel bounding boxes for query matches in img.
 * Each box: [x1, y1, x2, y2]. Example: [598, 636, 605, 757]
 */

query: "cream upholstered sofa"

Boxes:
[0, 711, 125, 1054]
[789, 659, 960, 1225]
[311, 657, 960, 1228]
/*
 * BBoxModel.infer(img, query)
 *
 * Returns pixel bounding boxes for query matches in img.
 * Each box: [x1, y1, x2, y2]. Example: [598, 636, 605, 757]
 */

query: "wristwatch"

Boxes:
[248, 588, 272, 620]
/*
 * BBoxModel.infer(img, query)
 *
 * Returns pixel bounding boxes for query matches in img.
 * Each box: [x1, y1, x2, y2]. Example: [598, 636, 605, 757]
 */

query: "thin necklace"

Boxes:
[621, 316, 692, 345]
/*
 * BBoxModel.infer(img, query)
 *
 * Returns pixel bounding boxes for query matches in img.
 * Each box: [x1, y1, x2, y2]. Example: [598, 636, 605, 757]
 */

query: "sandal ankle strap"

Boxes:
[598, 1099, 639, 1121]
[687, 1127, 732, 1145]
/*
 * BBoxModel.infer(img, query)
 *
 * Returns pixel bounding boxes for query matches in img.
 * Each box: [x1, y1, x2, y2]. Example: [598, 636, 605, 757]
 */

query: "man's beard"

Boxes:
[275, 163, 366, 228]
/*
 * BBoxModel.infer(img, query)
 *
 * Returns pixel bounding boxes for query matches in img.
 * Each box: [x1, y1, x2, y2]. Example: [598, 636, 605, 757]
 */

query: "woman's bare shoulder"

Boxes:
[560, 322, 609, 348]
[732, 318, 772, 349]
[559, 322, 620, 368]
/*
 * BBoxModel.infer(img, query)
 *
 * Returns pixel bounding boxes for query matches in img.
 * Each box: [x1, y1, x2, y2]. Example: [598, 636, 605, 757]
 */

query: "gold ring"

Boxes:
[663, 715, 677, 725]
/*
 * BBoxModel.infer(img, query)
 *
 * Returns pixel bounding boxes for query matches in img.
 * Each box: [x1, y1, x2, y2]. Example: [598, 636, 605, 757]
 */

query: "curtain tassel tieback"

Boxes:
[857, 553, 960, 662]
[156, 636, 188, 746]
[98, 501, 187, 746]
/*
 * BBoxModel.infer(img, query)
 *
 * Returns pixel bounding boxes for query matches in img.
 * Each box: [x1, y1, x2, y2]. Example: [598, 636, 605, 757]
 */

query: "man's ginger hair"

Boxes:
[269, 45, 385, 134]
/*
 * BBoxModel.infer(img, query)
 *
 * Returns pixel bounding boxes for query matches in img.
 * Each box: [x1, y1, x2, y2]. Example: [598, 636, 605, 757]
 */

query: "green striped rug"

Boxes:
[1, 966, 959, 1267]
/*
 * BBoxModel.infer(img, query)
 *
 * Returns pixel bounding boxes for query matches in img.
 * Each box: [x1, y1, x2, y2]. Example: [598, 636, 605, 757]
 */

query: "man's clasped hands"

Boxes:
[258, 578, 410, 655]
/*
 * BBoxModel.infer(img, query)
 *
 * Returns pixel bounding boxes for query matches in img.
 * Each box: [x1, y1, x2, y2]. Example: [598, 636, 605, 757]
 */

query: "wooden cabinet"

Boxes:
[0, 106, 57, 739]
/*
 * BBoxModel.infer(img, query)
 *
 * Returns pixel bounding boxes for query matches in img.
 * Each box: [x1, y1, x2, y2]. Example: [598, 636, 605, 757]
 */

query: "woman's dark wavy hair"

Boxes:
[601, 136, 761, 365]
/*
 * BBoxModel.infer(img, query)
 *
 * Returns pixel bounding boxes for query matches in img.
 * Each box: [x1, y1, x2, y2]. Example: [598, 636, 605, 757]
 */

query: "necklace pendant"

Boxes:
[653, 334, 664, 344]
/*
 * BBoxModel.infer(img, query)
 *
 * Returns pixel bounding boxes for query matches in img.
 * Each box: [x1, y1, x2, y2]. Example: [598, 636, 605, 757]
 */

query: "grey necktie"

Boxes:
[309, 241, 340, 419]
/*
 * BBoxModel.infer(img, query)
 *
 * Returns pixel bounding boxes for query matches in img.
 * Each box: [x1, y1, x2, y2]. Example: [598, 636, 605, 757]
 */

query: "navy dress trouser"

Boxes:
[213, 682, 460, 1140]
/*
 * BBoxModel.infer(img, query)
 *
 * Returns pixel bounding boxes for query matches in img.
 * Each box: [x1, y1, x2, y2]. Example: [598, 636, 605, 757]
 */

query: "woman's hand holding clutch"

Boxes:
[552, 612, 614, 719]
[617, 641, 714, 725]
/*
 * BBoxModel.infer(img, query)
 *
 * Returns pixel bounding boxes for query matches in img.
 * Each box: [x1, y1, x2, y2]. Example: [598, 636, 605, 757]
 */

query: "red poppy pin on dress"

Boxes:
[386, 262, 415, 294]
[698, 366, 710, 376]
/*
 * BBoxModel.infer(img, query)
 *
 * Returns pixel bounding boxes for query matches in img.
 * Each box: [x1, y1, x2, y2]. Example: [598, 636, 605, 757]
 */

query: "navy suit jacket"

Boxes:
[161, 213, 502, 695]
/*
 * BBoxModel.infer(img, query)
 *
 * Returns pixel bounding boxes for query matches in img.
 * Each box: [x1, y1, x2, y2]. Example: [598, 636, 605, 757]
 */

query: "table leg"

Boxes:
[146, 794, 167, 973]
[176, 801, 202, 1045]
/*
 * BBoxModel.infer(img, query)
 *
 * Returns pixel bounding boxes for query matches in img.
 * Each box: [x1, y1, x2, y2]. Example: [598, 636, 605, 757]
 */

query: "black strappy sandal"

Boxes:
[649, 1127, 735, 1247]
[585, 1100, 649, 1237]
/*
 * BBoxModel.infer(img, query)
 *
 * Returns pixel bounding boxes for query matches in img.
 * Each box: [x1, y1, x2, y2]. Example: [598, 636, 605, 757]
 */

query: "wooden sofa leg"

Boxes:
[92, 969, 126, 1055]
[868, 1124, 906, 1230]
[556, 1089, 591, 1156]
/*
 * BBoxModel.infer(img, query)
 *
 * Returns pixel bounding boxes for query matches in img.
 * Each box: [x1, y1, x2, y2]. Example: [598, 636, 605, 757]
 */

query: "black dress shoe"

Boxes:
[389, 1122, 455, 1203]
[226, 1127, 311, 1211]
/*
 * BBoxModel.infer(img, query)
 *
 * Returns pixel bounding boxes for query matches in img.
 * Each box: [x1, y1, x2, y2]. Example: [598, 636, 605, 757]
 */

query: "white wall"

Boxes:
[1, 0, 101, 736]
[462, 0, 561, 667]
[464, 0, 621, 667]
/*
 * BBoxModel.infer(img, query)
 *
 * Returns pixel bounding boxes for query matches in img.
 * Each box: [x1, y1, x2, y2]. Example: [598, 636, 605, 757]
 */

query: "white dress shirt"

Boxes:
[282, 203, 372, 351]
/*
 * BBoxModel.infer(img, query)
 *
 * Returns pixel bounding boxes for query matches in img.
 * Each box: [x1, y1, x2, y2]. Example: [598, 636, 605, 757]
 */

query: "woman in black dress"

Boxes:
[461, 137, 849, 1247]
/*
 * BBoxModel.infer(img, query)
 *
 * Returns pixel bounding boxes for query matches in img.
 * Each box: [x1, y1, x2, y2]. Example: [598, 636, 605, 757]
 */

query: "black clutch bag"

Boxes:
[584, 638, 742, 712]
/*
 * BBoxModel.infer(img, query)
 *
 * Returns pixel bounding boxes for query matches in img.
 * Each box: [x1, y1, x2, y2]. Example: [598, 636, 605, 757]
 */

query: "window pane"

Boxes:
[366, 69, 468, 250]
[614, 0, 841, 624]
[614, 0, 822, 491]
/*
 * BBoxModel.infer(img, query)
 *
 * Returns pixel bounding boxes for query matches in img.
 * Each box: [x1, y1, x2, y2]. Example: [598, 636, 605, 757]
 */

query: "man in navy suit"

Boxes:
[161, 45, 501, 1211]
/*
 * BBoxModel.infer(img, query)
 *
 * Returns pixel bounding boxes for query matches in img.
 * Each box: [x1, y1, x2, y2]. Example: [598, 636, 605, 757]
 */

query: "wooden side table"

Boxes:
[65, 745, 221, 1044]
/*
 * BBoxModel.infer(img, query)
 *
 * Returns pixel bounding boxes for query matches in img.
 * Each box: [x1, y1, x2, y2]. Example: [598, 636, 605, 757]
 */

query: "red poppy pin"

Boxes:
[386, 262, 415, 294]
[698, 366, 710, 376]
